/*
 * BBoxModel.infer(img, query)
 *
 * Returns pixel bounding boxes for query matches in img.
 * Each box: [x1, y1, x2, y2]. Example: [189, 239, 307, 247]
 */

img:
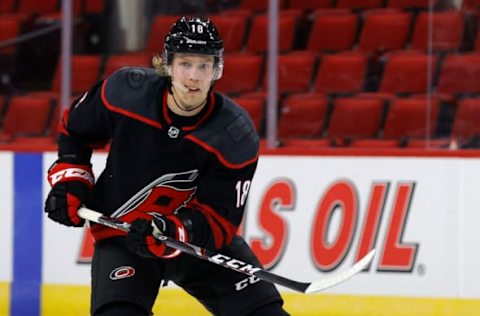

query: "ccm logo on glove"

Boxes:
[48, 163, 94, 187]
[45, 161, 95, 227]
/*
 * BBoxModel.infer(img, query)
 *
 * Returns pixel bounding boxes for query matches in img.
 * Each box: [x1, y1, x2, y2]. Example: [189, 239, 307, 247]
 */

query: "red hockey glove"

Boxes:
[44, 161, 94, 227]
[127, 214, 187, 259]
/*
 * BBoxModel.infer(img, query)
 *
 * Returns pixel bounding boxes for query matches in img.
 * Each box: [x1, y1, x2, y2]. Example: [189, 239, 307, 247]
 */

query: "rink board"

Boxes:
[1, 152, 480, 315]
[40, 285, 480, 316]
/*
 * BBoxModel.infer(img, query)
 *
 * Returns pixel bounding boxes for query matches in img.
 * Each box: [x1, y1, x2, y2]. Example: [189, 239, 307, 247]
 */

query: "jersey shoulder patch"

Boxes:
[190, 94, 259, 168]
[101, 67, 167, 127]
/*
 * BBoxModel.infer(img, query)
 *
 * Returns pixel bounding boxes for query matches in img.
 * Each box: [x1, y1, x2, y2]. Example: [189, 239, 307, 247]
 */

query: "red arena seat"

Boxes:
[328, 97, 384, 140]
[383, 98, 439, 139]
[51, 55, 102, 95]
[410, 11, 464, 52]
[436, 53, 480, 95]
[1, 95, 55, 141]
[379, 52, 438, 95]
[451, 98, 480, 141]
[313, 52, 368, 94]
[210, 14, 248, 52]
[358, 9, 412, 53]
[264, 51, 317, 94]
[279, 93, 328, 138]
[336, 0, 384, 10]
[215, 53, 263, 95]
[246, 11, 300, 53]
[145, 15, 180, 54]
[288, 0, 333, 11]
[387, 0, 436, 10]
[307, 11, 358, 52]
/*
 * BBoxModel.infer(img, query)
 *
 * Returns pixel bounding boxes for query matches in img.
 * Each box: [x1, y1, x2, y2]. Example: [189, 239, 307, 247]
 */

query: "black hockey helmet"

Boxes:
[162, 16, 224, 80]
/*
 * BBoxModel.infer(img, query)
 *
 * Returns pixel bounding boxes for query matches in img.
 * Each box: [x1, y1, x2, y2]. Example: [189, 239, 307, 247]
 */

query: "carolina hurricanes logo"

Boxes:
[109, 266, 135, 280]
[111, 170, 198, 220]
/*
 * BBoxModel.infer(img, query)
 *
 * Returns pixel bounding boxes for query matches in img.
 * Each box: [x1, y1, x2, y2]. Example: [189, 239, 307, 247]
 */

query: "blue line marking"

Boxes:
[11, 153, 43, 316]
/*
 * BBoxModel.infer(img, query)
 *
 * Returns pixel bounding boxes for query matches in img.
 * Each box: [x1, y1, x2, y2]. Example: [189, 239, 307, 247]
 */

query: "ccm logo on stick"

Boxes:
[235, 276, 260, 291]
[209, 254, 261, 274]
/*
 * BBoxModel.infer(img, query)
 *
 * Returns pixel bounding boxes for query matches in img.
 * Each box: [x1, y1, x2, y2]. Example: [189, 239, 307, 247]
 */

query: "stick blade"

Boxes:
[304, 249, 376, 294]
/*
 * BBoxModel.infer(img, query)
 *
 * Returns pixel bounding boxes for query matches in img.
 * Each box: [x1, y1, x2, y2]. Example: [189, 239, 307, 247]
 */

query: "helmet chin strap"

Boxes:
[171, 85, 207, 113]
[171, 80, 189, 93]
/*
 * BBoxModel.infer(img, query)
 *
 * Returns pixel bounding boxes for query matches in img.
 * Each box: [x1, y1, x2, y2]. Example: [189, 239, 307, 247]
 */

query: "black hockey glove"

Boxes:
[127, 214, 188, 259]
[44, 161, 94, 227]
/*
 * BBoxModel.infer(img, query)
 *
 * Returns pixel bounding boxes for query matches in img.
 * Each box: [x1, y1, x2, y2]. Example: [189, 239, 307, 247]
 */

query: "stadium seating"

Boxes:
[278, 93, 328, 138]
[231, 95, 265, 132]
[451, 98, 480, 141]
[349, 97, 440, 148]
[103, 53, 151, 77]
[410, 11, 465, 52]
[17, 0, 58, 15]
[2, 2, 477, 151]
[307, 10, 358, 52]
[210, 14, 248, 52]
[0, 15, 23, 92]
[474, 30, 480, 51]
[313, 52, 368, 94]
[38, 0, 105, 20]
[436, 53, 480, 95]
[386, 0, 435, 9]
[288, 0, 333, 11]
[379, 52, 438, 95]
[215, 53, 263, 95]
[0, 0, 15, 15]
[51, 55, 102, 95]
[336, 0, 383, 10]
[145, 15, 180, 54]
[0, 95, 5, 119]
[357, 9, 412, 53]
[246, 11, 301, 53]
[84, 0, 105, 14]
[463, 0, 480, 9]
[0, 15, 22, 55]
[327, 97, 384, 140]
[383, 98, 439, 139]
[263, 51, 317, 94]
[239, 0, 288, 12]
[0, 94, 54, 142]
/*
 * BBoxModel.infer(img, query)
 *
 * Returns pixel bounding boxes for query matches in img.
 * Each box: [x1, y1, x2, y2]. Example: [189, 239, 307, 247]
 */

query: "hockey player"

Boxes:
[44, 16, 289, 315]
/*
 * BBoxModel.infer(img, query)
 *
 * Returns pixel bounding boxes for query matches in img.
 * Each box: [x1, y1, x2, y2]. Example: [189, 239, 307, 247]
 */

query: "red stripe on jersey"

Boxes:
[185, 134, 259, 169]
[100, 80, 163, 129]
[58, 108, 70, 136]
[182, 93, 215, 131]
[190, 198, 237, 248]
[162, 91, 215, 131]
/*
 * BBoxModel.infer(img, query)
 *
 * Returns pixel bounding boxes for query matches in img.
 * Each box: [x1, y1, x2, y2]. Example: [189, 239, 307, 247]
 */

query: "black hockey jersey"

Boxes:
[58, 67, 259, 250]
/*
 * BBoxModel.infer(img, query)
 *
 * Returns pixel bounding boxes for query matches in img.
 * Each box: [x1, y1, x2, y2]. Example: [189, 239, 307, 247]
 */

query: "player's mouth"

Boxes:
[186, 86, 201, 93]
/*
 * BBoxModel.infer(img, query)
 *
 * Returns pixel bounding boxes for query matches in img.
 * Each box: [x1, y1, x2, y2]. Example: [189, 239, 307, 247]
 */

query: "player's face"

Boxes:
[170, 53, 215, 109]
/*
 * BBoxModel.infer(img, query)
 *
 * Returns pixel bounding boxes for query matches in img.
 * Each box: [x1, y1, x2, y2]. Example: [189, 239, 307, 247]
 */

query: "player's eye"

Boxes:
[198, 63, 212, 71]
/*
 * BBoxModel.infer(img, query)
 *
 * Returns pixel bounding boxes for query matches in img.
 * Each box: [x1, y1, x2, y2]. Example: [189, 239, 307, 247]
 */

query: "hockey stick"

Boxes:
[78, 207, 375, 294]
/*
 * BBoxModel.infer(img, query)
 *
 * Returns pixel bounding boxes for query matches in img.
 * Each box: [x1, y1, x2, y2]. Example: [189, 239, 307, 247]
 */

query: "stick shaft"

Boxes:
[78, 207, 374, 294]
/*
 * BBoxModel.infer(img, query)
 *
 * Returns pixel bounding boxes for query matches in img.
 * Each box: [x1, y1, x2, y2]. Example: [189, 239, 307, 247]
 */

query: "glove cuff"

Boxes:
[48, 162, 94, 188]
[157, 215, 188, 259]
